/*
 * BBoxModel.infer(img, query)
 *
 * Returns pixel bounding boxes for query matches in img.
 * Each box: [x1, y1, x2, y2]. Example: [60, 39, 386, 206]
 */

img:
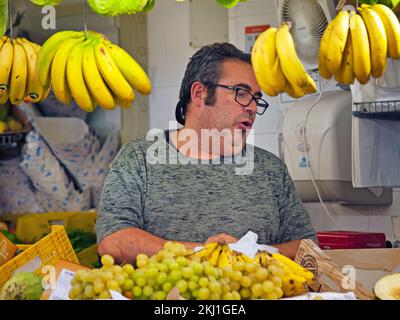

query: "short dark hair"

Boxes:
[175, 43, 251, 125]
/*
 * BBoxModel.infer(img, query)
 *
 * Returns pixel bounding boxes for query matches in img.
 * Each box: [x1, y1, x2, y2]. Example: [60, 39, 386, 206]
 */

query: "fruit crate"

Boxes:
[0, 225, 78, 290]
[0, 211, 98, 267]
[352, 99, 400, 120]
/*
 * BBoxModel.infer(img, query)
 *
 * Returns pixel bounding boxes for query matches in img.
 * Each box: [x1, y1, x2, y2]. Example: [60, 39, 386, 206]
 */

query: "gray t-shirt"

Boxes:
[96, 130, 316, 245]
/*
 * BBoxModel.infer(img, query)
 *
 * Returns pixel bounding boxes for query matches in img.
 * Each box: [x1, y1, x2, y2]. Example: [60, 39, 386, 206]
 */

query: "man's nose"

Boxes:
[245, 99, 257, 115]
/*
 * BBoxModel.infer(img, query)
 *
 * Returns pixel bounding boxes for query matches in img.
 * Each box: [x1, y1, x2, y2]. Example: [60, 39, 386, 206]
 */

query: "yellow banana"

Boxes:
[370, 4, 400, 59]
[115, 96, 135, 109]
[350, 12, 371, 84]
[82, 40, 116, 110]
[51, 37, 85, 105]
[258, 27, 287, 92]
[0, 38, 14, 93]
[272, 253, 314, 285]
[66, 41, 96, 112]
[208, 245, 223, 266]
[334, 33, 354, 85]
[9, 40, 28, 105]
[17, 38, 43, 104]
[318, 20, 335, 79]
[24, 39, 48, 103]
[0, 36, 7, 51]
[105, 42, 152, 95]
[0, 90, 8, 104]
[276, 23, 317, 93]
[238, 253, 254, 264]
[93, 40, 134, 101]
[37, 30, 84, 88]
[217, 246, 231, 269]
[358, 6, 387, 78]
[284, 81, 305, 99]
[251, 32, 278, 97]
[326, 10, 350, 76]
[282, 274, 307, 297]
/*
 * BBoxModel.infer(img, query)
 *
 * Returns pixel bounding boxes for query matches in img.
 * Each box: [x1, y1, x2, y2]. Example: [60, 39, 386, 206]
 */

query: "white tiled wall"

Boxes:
[147, 0, 400, 241]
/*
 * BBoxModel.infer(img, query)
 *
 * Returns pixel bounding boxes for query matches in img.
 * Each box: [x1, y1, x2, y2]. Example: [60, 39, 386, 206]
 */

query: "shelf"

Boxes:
[353, 100, 400, 120]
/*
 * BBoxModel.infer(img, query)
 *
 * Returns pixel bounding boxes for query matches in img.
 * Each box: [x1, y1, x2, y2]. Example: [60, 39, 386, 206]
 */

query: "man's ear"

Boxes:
[190, 82, 208, 107]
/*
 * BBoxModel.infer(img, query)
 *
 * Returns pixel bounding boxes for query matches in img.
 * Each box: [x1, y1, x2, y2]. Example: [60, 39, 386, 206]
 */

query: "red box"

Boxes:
[317, 231, 386, 250]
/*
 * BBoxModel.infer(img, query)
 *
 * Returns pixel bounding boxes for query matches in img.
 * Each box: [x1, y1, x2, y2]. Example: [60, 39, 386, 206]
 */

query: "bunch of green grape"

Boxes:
[68, 254, 135, 300]
[221, 260, 285, 300]
[69, 242, 242, 300]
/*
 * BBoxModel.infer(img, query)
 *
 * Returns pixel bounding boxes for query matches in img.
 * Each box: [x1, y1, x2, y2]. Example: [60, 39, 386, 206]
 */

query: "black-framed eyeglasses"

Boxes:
[214, 84, 269, 115]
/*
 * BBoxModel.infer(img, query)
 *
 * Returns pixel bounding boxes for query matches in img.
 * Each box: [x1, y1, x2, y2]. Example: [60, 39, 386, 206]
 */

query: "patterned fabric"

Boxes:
[96, 130, 316, 245]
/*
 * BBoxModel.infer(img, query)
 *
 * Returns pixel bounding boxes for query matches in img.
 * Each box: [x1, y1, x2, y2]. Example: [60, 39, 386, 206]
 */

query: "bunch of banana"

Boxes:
[87, 0, 155, 16]
[0, 36, 49, 105]
[319, 4, 400, 85]
[36, 30, 152, 112]
[251, 22, 317, 99]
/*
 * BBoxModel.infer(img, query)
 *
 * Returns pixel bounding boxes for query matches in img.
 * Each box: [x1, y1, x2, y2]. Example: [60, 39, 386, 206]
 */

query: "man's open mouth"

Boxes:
[237, 120, 253, 130]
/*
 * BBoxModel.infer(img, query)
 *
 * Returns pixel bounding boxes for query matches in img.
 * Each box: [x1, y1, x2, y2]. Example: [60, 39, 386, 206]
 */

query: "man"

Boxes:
[96, 43, 316, 263]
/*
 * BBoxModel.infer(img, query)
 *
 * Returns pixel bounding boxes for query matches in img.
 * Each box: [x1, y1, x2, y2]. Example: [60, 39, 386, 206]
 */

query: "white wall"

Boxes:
[147, 0, 400, 242]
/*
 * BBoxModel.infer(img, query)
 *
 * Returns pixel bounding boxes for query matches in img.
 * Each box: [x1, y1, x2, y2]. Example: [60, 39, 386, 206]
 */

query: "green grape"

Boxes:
[145, 267, 159, 278]
[182, 267, 194, 279]
[153, 290, 167, 300]
[122, 264, 135, 276]
[169, 270, 182, 283]
[251, 283, 263, 297]
[192, 289, 199, 299]
[99, 290, 111, 299]
[158, 263, 169, 273]
[255, 268, 269, 281]
[112, 265, 124, 274]
[244, 263, 257, 273]
[79, 271, 91, 283]
[135, 277, 147, 287]
[101, 271, 114, 282]
[233, 262, 245, 271]
[268, 265, 284, 278]
[222, 292, 233, 300]
[270, 275, 283, 288]
[143, 285, 154, 297]
[84, 284, 95, 299]
[198, 277, 209, 288]
[204, 265, 215, 277]
[136, 253, 149, 261]
[209, 292, 221, 300]
[182, 292, 192, 300]
[163, 241, 175, 251]
[176, 280, 188, 293]
[132, 286, 142, 298]
[240, 288, 251, 299]
[190, 275, 199, 283]
[101, 255, 115, 267]
[197, 287, 210, 300]
[229, 281, 241, 292]
[106, 280, 120, 292]
[231, 291, 241, 300]
[222, 283, 231, 294]
[190, 261, 204, 275]
[222, 266, 233, 279]
[156, 272, 168, 285]
[114, 274, 125, 286]
[70, 283, 83, 296]
[147, 278, 157, 287]
[188, 280, 199, 291]
[263, 292, 278, 300]
[168, 261, 180, 271]
[68, 290, 77, 300]
[262, 280, 274, 294]
[93, 279, 105, 294]
[231, 270, 243, 282]
[273, 287, 284, 299]
[162, 282, 173, 293]
[209, 281, 222, 294]
[240, 275, 252, 288]
[123, 279, 134, 290]
[176, 256, 188, 267]
[136, 259, 148, 269]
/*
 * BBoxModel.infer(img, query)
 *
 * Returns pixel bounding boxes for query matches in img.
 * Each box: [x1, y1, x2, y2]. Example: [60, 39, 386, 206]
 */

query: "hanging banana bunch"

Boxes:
[319, 4, 400, 85]
[251, 22, 317, 99]
[36, 30, 152, 112]
[0, 36, 49, 105]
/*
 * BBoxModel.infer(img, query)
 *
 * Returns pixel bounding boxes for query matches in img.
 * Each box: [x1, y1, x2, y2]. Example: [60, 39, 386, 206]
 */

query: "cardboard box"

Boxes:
[40, 260, 90, 300]
[0, 232, 18, 267]
[295, 239, 400, 300]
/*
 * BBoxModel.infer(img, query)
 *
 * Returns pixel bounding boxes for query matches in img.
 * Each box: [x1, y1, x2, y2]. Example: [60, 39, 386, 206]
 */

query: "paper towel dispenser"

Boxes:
[281, 90, 392, 205]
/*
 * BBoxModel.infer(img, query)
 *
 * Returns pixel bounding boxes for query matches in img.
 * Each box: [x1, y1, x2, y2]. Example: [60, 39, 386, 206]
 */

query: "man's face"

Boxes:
[202, 59, 262, 156]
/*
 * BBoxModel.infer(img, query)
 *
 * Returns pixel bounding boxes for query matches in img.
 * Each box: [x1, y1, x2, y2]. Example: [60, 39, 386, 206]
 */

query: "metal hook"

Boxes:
[83, 0, 88, 39]
[8, 0, 13, 38]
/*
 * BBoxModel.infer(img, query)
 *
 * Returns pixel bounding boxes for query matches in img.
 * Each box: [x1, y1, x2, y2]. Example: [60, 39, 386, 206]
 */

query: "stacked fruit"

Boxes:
[37, 30, 151, 112]
[319, 4, 400, 85]
[0, 103, 24, 134]
[189, 242, 314, 298]
[69, 242, 241, 300]
[0, 36, 49, 106]
[251, 22, 317, 99]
